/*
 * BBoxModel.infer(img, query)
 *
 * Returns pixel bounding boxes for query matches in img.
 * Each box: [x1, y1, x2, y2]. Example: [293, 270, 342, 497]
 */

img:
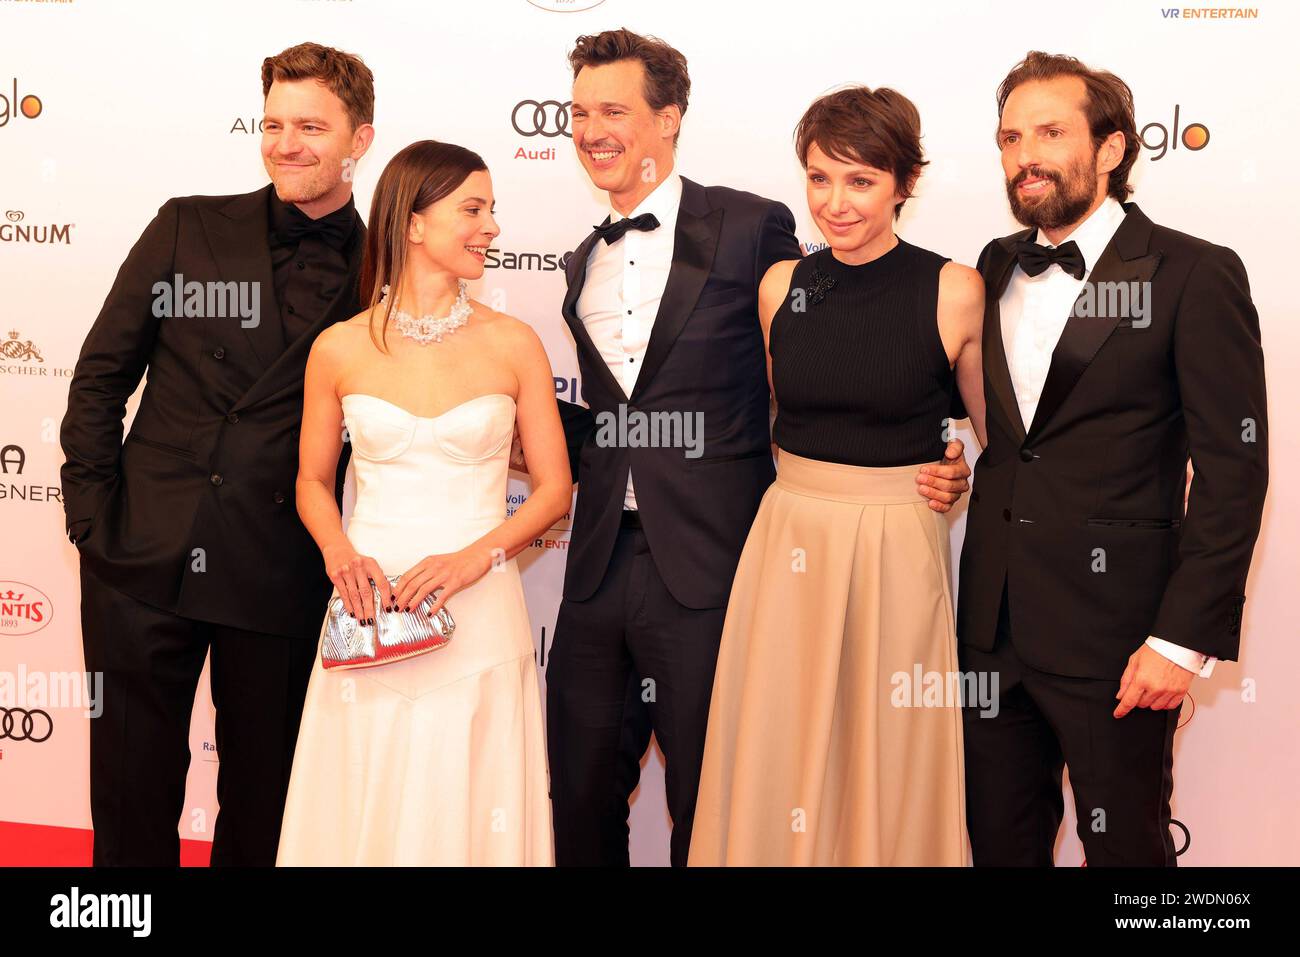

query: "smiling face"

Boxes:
[571, 59, 679, 214]
[998, 75, 1118, 235]
[805, 142, 908, 262]
[407, 169, 500, 281]
[262, 78, 372, 217]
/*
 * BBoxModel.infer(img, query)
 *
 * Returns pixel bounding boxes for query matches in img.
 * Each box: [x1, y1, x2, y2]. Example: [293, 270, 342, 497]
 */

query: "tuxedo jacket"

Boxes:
[557, 177, 800, 609]
[957, 203, 1268, 679]
[60, 185, 362, 639]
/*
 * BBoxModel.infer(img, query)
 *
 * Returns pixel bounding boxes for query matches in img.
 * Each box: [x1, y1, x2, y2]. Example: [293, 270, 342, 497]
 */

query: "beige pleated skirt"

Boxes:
[688, 450, 968, 866]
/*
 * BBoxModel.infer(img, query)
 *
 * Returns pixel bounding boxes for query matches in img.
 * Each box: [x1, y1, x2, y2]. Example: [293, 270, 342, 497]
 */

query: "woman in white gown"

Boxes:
[276, 141, 571, 865]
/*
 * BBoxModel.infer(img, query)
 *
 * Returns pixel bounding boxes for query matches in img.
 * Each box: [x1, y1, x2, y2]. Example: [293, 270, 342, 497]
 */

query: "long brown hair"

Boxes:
[359, 140, 488, 354]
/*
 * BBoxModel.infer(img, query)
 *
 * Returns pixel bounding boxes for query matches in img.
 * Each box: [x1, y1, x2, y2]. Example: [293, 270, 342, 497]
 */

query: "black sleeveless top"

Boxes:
[770, 239, 955, 468]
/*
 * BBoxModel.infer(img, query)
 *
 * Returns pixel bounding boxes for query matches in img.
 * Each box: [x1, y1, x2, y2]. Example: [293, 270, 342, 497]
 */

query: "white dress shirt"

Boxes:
[1000, 196, 1215, 678]
[576, 171, 682, 511]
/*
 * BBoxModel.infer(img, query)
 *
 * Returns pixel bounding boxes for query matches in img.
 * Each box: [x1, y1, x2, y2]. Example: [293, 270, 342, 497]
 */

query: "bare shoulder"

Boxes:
[760, 258, 801, 301]
[939, 261, 984, 310]
[473, 302, 540, 341]
[472, 302, 547, 364]
[309, 317, 356, 359]
[758, 259, 801, 330]
[309, 312, 377, 371]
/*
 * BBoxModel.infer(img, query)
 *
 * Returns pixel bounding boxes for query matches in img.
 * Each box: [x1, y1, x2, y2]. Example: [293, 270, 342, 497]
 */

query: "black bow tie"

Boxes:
[1015, 239, 1086, 280]
[274, 207, 355, 251]
[594, 212, 660, 245]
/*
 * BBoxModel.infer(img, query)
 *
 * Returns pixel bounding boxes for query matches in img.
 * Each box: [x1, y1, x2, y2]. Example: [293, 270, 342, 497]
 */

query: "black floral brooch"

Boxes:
[807, 266, 837, 306]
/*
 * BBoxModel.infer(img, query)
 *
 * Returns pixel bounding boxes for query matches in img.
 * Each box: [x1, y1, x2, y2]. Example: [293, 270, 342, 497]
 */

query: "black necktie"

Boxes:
[1015, 239, 1086, 280]
[593, 212, 660, 245]
[274, 206, 354, 250]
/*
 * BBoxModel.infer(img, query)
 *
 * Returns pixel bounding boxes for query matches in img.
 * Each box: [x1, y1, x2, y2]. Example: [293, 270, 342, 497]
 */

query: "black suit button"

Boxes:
[1020, 448, 1034, 462]
[1002, 508, 1012, 522]
[213, 348, 225, 359]
[287, 305, 296, 315]
[210, 473, 224, 487]
[296, 261, 306, 270]
[273, 491, 286, 504]
[226, 412, 239, 424]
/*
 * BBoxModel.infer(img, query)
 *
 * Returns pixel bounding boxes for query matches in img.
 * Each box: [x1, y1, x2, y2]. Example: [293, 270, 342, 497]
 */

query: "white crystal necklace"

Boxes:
[380, 280, 472, 344]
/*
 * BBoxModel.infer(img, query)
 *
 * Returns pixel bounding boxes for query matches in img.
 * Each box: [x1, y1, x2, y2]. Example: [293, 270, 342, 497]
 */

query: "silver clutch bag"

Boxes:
[321, 575, 454, 671]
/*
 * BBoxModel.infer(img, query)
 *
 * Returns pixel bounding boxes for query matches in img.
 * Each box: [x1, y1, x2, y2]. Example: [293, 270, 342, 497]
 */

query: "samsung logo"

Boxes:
[484, 248, 572, 271]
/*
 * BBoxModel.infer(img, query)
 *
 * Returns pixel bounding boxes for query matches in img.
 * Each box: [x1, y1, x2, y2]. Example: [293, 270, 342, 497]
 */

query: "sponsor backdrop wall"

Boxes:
[1, 0, 1296, 866]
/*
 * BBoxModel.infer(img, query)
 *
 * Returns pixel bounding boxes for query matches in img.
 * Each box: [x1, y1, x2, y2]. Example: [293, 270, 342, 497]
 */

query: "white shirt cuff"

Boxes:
[1146, 636, 1217, 677]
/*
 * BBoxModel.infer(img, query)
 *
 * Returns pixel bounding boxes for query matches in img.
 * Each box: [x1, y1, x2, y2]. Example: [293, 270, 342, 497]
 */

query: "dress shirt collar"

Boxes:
[1031, 195, 1126, 277]
[608, 170, 682, 229]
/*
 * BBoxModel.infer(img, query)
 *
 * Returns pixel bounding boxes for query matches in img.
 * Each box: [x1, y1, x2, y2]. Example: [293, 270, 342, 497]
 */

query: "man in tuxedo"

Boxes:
[543, 29, 973, 867]
[59, 43, 375, 865]
[958, 52, 1268, 866]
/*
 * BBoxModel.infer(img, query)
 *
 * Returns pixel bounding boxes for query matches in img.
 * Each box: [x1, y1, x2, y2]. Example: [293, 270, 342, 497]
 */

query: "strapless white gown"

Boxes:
[276, 392, 554, 866]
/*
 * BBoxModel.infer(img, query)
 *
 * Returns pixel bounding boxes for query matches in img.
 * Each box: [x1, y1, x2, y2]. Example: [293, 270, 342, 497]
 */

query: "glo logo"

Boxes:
[1140, 105, 1209, 161]
[0, 79, 42, 127]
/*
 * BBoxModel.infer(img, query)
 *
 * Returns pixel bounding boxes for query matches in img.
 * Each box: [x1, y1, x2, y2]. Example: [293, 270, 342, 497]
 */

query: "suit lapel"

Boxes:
[982, 232, 1031, 443]
[630, 177, 722, 402]
[562, 221, 628, 402]
[197, 185, 283, 375]
[1027, 204, 1161, 439]
[233, 222, 365, 412]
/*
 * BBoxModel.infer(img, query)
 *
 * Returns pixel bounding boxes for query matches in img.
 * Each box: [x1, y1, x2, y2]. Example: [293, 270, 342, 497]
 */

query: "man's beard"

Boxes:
[1005, 153, 1099, 232]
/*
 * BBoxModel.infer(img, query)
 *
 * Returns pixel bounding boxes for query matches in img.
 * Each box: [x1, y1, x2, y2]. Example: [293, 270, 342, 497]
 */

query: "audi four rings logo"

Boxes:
[513, 99, 571, 138]
[1, 707, 52, 742]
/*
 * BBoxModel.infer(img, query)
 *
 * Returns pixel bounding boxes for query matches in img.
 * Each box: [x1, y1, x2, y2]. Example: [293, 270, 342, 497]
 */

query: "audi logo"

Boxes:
[1, 707, 52, 742]
[513, 99, 571, 138]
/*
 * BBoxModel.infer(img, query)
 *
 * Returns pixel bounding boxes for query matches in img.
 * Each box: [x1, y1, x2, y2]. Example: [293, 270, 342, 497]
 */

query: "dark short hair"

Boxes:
[794, 85, 928, 220]
[568, 28, 690, 145]
[996, 51, 1139, 202]
[262, 41, 375, 131]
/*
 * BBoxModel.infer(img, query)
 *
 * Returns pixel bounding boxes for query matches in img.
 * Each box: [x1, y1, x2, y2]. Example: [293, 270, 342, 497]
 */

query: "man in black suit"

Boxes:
[958, 52, 1268, 866]
[59, 43, 375, 865]
[542, 29, 973, 867]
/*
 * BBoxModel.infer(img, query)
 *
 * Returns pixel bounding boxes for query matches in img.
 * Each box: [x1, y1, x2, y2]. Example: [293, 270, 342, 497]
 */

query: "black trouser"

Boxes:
[960, 588, 1179, 866]
[547, 523, 725, 867]
[79, 565, 316, 866]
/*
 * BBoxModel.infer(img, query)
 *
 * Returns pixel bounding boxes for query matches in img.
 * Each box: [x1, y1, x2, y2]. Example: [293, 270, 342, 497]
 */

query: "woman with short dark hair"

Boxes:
[689, 86, 987, 866]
